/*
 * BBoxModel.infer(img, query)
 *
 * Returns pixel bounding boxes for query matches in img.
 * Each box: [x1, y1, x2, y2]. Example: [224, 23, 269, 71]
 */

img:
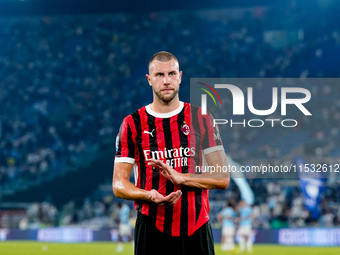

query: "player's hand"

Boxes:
[148, 159, 186, 185]
[149, 189, 182, 206]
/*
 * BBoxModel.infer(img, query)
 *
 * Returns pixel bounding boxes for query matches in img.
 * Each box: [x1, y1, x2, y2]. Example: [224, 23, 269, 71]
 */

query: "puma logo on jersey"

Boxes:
[144, 129, 155, 137]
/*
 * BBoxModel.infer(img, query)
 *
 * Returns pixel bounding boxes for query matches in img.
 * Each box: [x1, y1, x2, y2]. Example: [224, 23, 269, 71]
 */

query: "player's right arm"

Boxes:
[113, 115, 181, 205]
[112, 162, 182, 205]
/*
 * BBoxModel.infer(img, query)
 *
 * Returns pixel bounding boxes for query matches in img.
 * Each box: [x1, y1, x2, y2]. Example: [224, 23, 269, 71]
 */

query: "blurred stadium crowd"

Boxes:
[1, 3, 340, 229]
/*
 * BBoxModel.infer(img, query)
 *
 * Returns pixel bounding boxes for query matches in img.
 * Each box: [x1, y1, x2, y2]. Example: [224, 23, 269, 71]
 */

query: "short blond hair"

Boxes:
[148, 51, 179, 68]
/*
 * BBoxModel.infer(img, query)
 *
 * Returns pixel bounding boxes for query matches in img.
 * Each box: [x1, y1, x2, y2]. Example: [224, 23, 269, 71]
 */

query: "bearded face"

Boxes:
[147, 59, 182, 104]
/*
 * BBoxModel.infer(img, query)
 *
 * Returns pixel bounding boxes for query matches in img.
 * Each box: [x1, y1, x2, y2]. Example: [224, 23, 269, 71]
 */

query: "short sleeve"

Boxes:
[202, 112, 224, 155]
[115, 116, 136, 164]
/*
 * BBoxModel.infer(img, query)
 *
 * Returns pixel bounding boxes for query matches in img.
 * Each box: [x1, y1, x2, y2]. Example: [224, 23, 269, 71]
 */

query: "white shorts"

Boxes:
[238, 226, 252, 236]
[119, 223, 132, 236]
[222, 226, 235, 236]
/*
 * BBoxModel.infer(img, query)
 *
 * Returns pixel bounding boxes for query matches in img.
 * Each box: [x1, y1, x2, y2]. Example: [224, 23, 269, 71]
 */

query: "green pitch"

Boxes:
[1, 242, 340, 255]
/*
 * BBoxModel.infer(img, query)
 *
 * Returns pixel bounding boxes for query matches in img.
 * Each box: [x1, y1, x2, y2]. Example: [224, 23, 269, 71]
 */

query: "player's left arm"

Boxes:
[148, 150, 229, 190]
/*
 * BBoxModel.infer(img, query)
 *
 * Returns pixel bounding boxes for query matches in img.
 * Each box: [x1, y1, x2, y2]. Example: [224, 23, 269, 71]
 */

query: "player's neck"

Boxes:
[150, 97, 181, 113]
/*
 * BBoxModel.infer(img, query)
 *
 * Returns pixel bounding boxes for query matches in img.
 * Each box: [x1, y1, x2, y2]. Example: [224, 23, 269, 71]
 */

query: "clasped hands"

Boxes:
[147, 158, 187, 206]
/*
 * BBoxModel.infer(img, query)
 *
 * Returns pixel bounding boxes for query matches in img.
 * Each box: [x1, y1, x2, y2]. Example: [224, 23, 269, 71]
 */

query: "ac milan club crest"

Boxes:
[181, 122, 190, 135]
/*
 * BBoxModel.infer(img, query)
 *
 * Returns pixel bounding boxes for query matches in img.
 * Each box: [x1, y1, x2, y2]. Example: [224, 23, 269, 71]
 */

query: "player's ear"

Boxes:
[146, 74, 152, 86]
[179, 71, 182, 84]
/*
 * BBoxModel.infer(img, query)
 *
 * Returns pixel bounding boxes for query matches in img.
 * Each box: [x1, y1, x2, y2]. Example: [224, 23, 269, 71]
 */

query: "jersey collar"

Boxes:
[145, 101, 184, 118]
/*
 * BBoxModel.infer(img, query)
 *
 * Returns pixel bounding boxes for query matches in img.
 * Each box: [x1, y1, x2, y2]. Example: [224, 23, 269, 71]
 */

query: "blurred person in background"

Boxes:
[237, 200, 253, 253]
[218, 201, 237, 252]
[116, 202, 132, 253]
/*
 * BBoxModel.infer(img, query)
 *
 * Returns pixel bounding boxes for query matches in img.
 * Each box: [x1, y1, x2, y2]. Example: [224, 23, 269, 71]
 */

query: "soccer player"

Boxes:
[116, 202, 132, 253]
[218, 201, 236, 252]
[112, 51, 229, 255]
[237, 200, 253, 253]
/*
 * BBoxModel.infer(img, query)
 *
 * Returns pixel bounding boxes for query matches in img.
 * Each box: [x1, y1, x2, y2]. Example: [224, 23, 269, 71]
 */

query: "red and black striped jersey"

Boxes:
[115, 101, 224, 237]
